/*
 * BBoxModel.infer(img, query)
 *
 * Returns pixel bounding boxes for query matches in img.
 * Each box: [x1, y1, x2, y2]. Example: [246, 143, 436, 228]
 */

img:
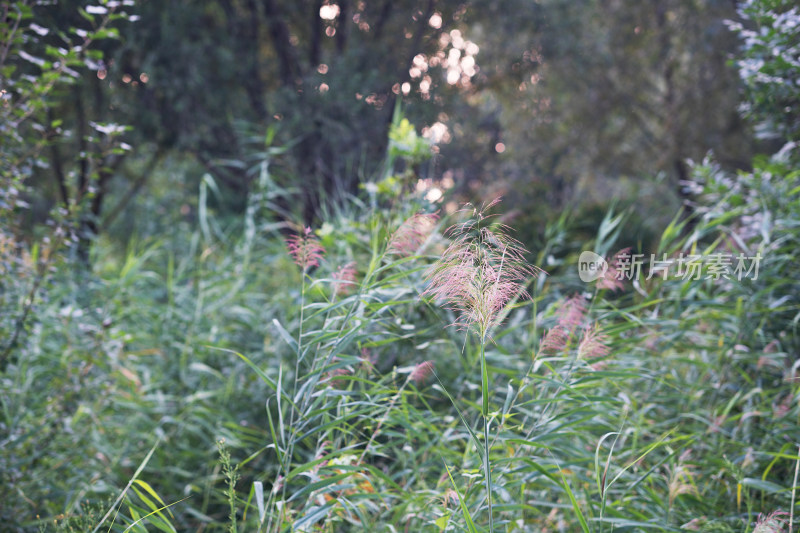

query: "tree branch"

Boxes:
[192, 150, 250, 194]
[102, 148, 163, 229]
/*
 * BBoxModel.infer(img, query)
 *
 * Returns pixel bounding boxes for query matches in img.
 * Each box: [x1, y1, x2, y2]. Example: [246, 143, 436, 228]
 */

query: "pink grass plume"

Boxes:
[578, 323, 610, 364]
[422, 199, 542, 337]
[286, 226, 325, 271]
[557, 294, 587, 333]
[410, 360, 435, 385]
[538, 325, 570, 356]
[388, 212, 439, 256]
[754, 511, 789, 533]
[332, 261, 358, 296]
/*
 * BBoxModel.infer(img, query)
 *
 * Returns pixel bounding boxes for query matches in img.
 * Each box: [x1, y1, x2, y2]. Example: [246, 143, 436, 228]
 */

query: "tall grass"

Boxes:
[2, 131, 798, 532]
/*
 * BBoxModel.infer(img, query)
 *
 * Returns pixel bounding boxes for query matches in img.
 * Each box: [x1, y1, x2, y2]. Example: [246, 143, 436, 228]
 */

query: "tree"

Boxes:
[730, 0, 800, 149]
[112, 0, 470, 222]
[0, 0, 133, 364]
[1, 1, 135, 259]
[435, 0, 753, 244]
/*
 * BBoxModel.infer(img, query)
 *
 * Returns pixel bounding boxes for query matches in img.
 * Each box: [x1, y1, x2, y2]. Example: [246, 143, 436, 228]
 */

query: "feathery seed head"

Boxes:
[753, 511, 788, 533]
[388, 212, 439, 256]
[578, 323, 610, 362]
[668, 463, 698, 506]
[286, 226, 325, 271]
[538, 325, 570, 356]
[332, 261, 358, 296]
[423, 199, 542, 337]
[557, 294, 587, 333]
[537, 294, 587, 357]
[411, 360, 435, 384]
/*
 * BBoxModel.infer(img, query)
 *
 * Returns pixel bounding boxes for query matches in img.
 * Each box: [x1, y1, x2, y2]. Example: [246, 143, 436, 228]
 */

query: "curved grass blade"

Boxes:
[444, 462, 482, 533]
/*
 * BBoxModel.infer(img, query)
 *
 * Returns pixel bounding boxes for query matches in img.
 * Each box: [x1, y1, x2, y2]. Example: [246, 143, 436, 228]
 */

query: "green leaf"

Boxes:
[133, 480, 172, 517]
[741, 477, 786, 494]
[444, 463, 482, 533]
[292, 503, 336, 530]
[435, 512, 451, 531]
[273, 318, 299, 353]
[559, 468, 591, 533]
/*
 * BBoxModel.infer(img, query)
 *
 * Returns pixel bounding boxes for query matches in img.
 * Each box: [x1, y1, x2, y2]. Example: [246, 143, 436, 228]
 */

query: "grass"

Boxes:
[1, 145, 798, 532]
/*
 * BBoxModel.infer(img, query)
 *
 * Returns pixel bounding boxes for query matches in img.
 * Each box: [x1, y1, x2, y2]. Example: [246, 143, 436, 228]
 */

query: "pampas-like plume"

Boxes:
[538, 325, 570, 356]
[423, 199, 540, 337]
[422, 199, 540, 533]
[557, 294, 587, 333]
[754, 511, 788, 533]
[332, 261, 358, 296]
[536, 294, 587, 356]
[286, 227, 325, 271]
[578, 323, 610, 362]
[410, 360, 435, 384]
[388, 212, 439, 256]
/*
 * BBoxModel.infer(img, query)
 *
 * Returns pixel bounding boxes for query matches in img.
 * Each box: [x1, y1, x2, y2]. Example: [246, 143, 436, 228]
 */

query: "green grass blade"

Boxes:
[445, 462, 482, 533]
[559, 468, 591, 533]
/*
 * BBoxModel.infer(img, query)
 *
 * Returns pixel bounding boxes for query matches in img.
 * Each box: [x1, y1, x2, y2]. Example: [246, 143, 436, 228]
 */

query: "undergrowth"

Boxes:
[2, 146, 798, 531]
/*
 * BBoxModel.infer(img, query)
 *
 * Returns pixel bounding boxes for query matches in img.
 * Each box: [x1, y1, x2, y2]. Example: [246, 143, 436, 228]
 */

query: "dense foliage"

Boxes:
[1, 0, 799, 532]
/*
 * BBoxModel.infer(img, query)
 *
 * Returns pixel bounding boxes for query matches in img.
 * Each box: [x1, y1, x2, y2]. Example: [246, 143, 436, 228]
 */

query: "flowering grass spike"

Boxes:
[753, 511, 788, 533]
[578, 323, 610, 365]
[423, 199, 541, 338]
[422, 198, 541, 533]
[537, 294, 588, 357]
[410, 360, 435, 385]
[286, 227, 325, 271]
[388, 212, 439, 256]
[557, 294, 587, 333]
[332, 261, 358, 296]
[538, 325, 570, 356]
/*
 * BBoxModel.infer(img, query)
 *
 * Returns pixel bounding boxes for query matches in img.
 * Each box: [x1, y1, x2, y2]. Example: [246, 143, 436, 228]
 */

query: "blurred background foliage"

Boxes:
[3, 0, 772, 247]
